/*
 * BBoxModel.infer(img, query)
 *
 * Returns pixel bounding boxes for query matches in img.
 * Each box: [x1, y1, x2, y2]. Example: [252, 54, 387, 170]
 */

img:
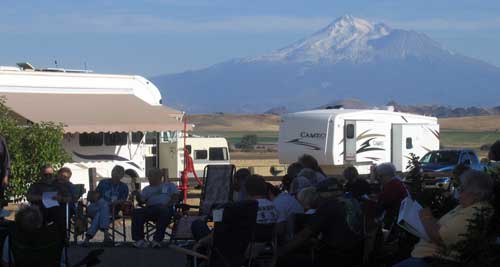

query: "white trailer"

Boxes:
[159, 134, 230, 179]
[0, 63, 186, 191]
[278, 108, 439, 174]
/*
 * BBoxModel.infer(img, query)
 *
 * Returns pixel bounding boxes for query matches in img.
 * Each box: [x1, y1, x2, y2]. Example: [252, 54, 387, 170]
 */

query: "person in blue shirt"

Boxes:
[83, 165, 129, 245]
[131, 168, 179, 248]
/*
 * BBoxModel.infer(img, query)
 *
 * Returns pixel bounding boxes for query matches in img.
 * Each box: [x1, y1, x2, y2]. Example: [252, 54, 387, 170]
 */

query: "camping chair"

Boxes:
[247, 223, 277, 267]
[170, 164, 236, 243]
[184, 200, 258, 267]
[110, 201, 132, 244]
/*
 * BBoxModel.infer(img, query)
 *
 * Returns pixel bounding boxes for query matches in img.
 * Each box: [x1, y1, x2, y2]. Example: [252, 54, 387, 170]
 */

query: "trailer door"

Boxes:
[345, 120, 390, 164]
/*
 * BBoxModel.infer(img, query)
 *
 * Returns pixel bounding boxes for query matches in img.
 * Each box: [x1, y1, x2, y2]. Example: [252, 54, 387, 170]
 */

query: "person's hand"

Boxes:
[1, 176, 8, 188]
[52, 195, 62, 201]
[420, 208, 433, 221]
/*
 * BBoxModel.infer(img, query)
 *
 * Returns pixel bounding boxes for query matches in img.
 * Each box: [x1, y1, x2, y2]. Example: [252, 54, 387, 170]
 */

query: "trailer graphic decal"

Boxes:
[356, 138, 385, 154]
[73, 151, 141, 169]
[286, 138, 321, 150]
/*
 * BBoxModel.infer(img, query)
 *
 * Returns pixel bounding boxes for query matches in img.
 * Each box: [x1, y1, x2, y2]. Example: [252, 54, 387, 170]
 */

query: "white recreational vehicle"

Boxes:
[0, 63, 229, 190]
[159, 133, 230, 180]
[278, 108, 440, 175]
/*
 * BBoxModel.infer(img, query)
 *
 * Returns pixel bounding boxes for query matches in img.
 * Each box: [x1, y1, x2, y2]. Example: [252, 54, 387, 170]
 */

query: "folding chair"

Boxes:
[207, 200, 259, 267]
[247, 223, 278, 267]
[110, 202, 132, 244]
[170, 164, 236, 243]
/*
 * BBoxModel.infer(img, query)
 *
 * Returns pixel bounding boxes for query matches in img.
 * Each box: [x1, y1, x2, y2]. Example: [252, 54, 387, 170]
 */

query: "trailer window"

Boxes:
[209, 147, 228, 161]
[79, 133, 103, 146]
[132, 132, 144, 144]
[406, 137, 413, 149]
[104, 132, 128, 146]
[346, 124, 355, 139]
[194, 150, 208, 160]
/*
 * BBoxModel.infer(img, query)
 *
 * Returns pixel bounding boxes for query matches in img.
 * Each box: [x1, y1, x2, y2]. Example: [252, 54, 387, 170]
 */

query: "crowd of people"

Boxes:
[0, 132, 500, 267]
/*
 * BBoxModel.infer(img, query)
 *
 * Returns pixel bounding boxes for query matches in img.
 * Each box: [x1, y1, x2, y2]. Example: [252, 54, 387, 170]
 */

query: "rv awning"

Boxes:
[0, 92, 187, 133]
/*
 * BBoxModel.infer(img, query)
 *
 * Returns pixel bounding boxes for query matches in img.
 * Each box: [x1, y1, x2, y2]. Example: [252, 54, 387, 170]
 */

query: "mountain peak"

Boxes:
[247, 15, 448, 64]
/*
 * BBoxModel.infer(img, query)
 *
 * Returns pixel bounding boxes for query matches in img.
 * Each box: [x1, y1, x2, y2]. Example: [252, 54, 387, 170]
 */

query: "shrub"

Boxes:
[0, 97, 69, 201]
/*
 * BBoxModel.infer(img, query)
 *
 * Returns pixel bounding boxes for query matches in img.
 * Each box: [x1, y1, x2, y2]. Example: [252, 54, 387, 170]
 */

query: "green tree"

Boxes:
[239, 134, 258, 149]
[0, 97, 69, 201]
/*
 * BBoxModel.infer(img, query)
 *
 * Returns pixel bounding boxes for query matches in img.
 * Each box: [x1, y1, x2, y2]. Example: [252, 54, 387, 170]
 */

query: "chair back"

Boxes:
[209, 200, 258, 267]
[200, 164, 235, 216]
[8, 224, 64, 267]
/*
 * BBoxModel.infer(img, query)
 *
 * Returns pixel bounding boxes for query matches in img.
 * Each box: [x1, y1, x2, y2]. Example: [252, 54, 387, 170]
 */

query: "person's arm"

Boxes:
[26, 185, 42, 203]
[193, 232, 213, 252]
[419, 208, 443, 245]
[166, 192, 179, 207]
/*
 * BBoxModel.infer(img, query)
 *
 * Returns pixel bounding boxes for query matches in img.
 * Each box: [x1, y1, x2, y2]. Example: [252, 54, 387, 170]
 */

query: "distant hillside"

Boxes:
[188, 114, 279, 132]
[439, 115, 500, 132]
[389, 101, 500, 118]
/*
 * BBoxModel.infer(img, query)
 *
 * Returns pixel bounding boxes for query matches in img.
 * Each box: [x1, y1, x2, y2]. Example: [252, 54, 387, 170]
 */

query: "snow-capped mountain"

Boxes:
[152, 15, 500, 113]
[246, 15, 451, 64]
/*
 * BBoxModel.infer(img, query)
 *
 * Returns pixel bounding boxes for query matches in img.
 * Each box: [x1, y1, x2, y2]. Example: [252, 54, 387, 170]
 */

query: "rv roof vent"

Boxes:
[325, 105, 344, 110]
[386, 106, 395, 112]
[16, 62, 35, 71]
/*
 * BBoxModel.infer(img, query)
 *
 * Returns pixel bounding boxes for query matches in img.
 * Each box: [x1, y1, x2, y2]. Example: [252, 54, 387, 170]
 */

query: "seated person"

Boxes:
[375, 163, 408, 227]
[267, 183, 303, 242]
[278, 178, 364, 267]
[131, 168, 179, 248]
[82, 165, 129, 244]
[54, 167, 80, 215]
[26, 165, 71, 237]
[343, 166, 371, 201]
[394, 170, 494, 267]
[233, 168, 251, 201]
[298, 154, 328, 184]
[3, 206, 65, 267]
[488, 140, 500, 161]
[192, 175, 278, 250]
[297, 187, 318, 215]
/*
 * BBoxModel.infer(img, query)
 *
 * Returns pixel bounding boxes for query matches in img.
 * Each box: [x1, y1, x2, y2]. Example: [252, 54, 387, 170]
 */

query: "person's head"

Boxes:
[297, 187, 318, 210]
[452, 163, 470, 184]
[111, 165, 125, 182]
[57, 167, 72, 182]
[40, 164, 54, 179]
[234, 168, 251, 192]
[147, 168, 163, 186]
[489, 140, 500, 161]
[266, 182, 281, 200]
[458, 170, 493, 207]
[297, 168, 316, 181]
[287, 162, 303, 179]
[298, 154, 321, 172]
[15, 206, 43, 233]
[244, 175, 268, 199]
[315, 178, 344, 199]
[374, 163, 396, 185]
[343, 166, 359, 183]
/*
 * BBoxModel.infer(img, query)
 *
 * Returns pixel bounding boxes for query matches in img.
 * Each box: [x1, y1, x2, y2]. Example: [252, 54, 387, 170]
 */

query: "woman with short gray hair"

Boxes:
[395, 170, 494, 267]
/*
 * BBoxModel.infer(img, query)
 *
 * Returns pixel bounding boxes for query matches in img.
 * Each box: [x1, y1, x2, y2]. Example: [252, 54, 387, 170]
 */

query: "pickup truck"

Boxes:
[420, 149, 483, 173]
[419, 149, 484, 190]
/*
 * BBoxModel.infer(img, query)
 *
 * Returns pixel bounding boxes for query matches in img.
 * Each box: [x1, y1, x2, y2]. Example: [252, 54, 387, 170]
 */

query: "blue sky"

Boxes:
[1, 0, 500, 76]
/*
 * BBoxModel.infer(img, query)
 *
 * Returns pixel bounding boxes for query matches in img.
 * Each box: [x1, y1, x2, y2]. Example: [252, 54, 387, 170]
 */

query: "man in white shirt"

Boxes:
[267, 183, 304, 241]
[131, 168, 179, 248]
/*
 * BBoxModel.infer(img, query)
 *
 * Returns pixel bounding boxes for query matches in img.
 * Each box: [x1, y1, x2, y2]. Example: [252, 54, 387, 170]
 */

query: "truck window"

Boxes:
[406, 137, 413, 149]
[346, 124, 355, 139]
[467, 152, 479, 164]
[420, 151, 459, 165]
[131, 132, 144, 144]
[79, 133, 103, 146]
[104, 132, 128, 146]
[194, 150, 208, 160]
[209, 147, 228, 161]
